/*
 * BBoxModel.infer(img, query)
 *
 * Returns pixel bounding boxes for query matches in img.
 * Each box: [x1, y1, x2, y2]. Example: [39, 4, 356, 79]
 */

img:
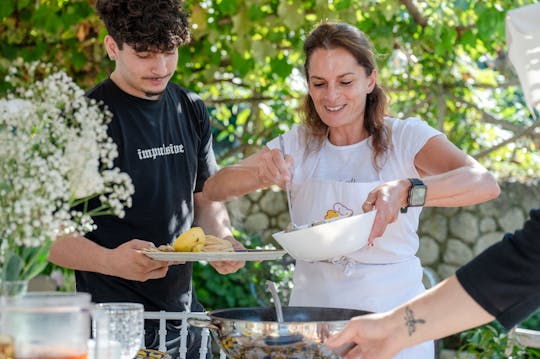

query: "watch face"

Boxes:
[410, 186, 427, 206]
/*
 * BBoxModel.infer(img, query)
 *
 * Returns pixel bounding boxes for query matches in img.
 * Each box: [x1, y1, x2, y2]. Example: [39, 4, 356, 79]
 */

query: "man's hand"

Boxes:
[209, 236, 246, 274]
[107, 239, 177, 281]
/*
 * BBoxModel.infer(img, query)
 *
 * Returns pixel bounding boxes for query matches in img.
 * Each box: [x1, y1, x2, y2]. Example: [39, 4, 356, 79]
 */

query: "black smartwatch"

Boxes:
[400, 178, 427, 213]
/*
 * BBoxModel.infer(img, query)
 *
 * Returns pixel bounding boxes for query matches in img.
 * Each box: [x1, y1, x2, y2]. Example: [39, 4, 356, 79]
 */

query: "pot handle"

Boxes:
[329, 342, 357, 357]
[187, 317, 221, 332]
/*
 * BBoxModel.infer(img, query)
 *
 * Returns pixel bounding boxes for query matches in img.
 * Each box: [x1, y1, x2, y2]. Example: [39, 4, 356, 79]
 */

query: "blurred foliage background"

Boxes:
[2, 0, 540, 355]
[1, 0, 539, 178]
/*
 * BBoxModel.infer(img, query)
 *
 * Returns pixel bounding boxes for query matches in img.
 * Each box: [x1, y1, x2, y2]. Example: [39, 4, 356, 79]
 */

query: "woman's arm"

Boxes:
[414, 135, 500, 207]
[363, 135, 500, 242]
[202, 147, 293, 202]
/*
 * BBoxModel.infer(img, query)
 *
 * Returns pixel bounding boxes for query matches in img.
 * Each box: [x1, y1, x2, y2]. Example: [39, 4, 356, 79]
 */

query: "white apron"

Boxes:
[288, 166, 433, 359]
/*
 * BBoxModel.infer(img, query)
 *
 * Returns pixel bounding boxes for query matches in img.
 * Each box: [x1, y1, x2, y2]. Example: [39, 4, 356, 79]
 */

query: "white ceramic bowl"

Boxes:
[272, 210, 376, 262]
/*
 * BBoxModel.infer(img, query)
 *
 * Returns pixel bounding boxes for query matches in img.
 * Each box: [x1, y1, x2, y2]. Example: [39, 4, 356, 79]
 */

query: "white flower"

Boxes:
[0, 63, 134, 280]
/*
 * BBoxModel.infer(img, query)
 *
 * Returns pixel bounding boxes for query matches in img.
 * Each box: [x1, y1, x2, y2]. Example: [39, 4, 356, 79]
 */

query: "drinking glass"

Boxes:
[94, 302, 144, 359]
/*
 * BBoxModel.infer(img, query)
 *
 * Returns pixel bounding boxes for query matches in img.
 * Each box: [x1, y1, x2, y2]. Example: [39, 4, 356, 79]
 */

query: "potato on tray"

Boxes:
[143, 227, 233, 253]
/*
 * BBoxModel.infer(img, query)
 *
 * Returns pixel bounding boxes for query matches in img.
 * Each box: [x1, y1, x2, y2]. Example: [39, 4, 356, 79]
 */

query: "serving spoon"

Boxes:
[278, 135, 298, 230]
[264, 280, 303, 345]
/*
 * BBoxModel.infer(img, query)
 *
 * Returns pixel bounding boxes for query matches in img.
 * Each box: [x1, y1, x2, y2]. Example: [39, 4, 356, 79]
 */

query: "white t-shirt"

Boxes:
[268, 117, 441, 185]
[267, 116, 442, 262]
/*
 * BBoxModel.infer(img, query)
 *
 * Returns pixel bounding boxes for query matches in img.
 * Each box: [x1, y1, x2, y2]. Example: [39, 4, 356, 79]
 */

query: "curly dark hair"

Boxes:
[95, 0, 190, 52]
[301, 22, 390, 170]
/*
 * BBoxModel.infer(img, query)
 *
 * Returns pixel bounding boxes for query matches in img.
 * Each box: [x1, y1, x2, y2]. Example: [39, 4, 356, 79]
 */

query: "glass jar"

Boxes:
[0, 280, 28, 298]
[0, 292, 91, 359]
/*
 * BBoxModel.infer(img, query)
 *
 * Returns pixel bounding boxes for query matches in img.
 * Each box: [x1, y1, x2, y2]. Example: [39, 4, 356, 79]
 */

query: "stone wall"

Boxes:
[226, 180, 540, 281]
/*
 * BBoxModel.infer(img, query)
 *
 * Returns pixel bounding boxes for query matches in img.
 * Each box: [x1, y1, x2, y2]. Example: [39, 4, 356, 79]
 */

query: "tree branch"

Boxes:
[400, 0, 428, 27]
[473, 121, 540, 159]
[453, 96, 525, 133]
[205, 96, 274, 106]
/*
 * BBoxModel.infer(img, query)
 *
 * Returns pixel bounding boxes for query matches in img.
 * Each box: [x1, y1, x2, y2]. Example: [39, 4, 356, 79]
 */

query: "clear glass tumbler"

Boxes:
[94, 302, 144, 359]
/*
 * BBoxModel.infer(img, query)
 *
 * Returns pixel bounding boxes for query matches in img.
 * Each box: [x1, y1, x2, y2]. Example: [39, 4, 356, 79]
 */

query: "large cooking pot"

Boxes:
[189, 306, 368, 359]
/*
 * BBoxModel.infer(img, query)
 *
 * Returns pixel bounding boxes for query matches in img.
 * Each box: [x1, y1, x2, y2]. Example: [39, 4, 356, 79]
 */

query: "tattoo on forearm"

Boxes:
[404, 306, 426, 336]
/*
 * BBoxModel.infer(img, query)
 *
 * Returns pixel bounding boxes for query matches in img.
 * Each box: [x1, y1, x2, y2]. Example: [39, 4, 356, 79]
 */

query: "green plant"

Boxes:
[520, 309, 540, 331]
[458, 323, 538, 358]
[0, 61, 133, 281]
[2, 1, 539, 181]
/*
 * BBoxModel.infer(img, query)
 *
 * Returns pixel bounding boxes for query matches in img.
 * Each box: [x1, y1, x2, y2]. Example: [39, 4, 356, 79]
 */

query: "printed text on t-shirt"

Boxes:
[137, 144, 185, 160]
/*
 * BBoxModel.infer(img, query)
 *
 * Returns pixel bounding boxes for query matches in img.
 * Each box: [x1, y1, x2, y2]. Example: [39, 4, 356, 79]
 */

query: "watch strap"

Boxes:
[400, 178, 425, 214]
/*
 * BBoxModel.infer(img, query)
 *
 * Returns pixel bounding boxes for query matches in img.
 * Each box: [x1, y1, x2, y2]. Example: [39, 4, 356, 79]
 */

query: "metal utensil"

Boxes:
[264, 280, 302, 345]
[278, 135, 297, 230]
[265, 280, 284, 323]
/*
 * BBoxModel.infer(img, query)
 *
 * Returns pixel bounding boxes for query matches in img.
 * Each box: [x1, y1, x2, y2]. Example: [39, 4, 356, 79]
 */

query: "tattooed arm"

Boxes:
[325, 275, 494, 359]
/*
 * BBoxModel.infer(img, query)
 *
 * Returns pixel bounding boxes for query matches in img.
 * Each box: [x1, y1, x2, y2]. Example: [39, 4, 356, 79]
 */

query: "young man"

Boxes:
[48, 1, 244, 357]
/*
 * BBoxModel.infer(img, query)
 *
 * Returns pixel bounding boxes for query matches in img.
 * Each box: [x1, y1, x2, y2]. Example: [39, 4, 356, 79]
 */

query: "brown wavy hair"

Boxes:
[301, 22, 390, 170]
[95, 0, 190, 52]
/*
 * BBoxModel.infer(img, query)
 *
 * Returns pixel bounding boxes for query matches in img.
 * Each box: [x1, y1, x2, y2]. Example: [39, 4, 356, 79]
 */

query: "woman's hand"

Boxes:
[202, 147, 294, 202]
[361, 179, 410, 245]
[254, 148, 294, 190]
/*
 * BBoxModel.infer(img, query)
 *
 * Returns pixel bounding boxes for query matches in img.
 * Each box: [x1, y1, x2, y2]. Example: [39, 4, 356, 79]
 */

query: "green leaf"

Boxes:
[71, 50, 87, 71]
[0, 0, 15, 19]
[277, 1, 302, 31]
[334, 0, 352, 11]
[270, 56, 293, 79]
[230, 50, 254, 77]
[216, 0, 239, 15]
[17, 0, 32, 11]
[236, 108, 251, 125]
[2, 250, 24, 281]
[460, 29, 475, 48]
[20, 243, 51, 280]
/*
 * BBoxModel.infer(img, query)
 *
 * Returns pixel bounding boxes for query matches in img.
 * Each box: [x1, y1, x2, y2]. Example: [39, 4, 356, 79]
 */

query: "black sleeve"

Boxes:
[193, 96, 218, 193]
[456, 208, 540, 329]
[178, 87, 218, 193]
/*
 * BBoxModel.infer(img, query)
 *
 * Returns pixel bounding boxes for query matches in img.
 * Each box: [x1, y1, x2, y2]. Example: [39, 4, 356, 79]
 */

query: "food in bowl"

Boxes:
[272, 210, 376, 262]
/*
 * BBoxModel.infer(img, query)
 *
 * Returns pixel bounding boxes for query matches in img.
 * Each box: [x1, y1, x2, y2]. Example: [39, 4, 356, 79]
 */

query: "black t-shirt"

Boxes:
[456, 208, 540, 329]
[77, 78, 218, 313]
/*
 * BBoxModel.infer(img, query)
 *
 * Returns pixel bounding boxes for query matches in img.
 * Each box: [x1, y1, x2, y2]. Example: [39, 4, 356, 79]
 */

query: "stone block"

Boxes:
[244, 212, 270, 233]
[260, 190, 287, 216]
[417, 236, 440, 265]
[449, 211, 479, 244]
[437, 263, 459, 280]
[479, 216, 497, 233]
[474, 231, 505, 255]
[420, 213, 448, 242]
[498, 206, 525, 233]
[443, 239, 473, 266]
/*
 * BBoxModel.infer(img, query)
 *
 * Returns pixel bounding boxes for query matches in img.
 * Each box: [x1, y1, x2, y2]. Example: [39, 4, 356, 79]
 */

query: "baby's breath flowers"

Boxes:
[0, 62, 133, 281]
